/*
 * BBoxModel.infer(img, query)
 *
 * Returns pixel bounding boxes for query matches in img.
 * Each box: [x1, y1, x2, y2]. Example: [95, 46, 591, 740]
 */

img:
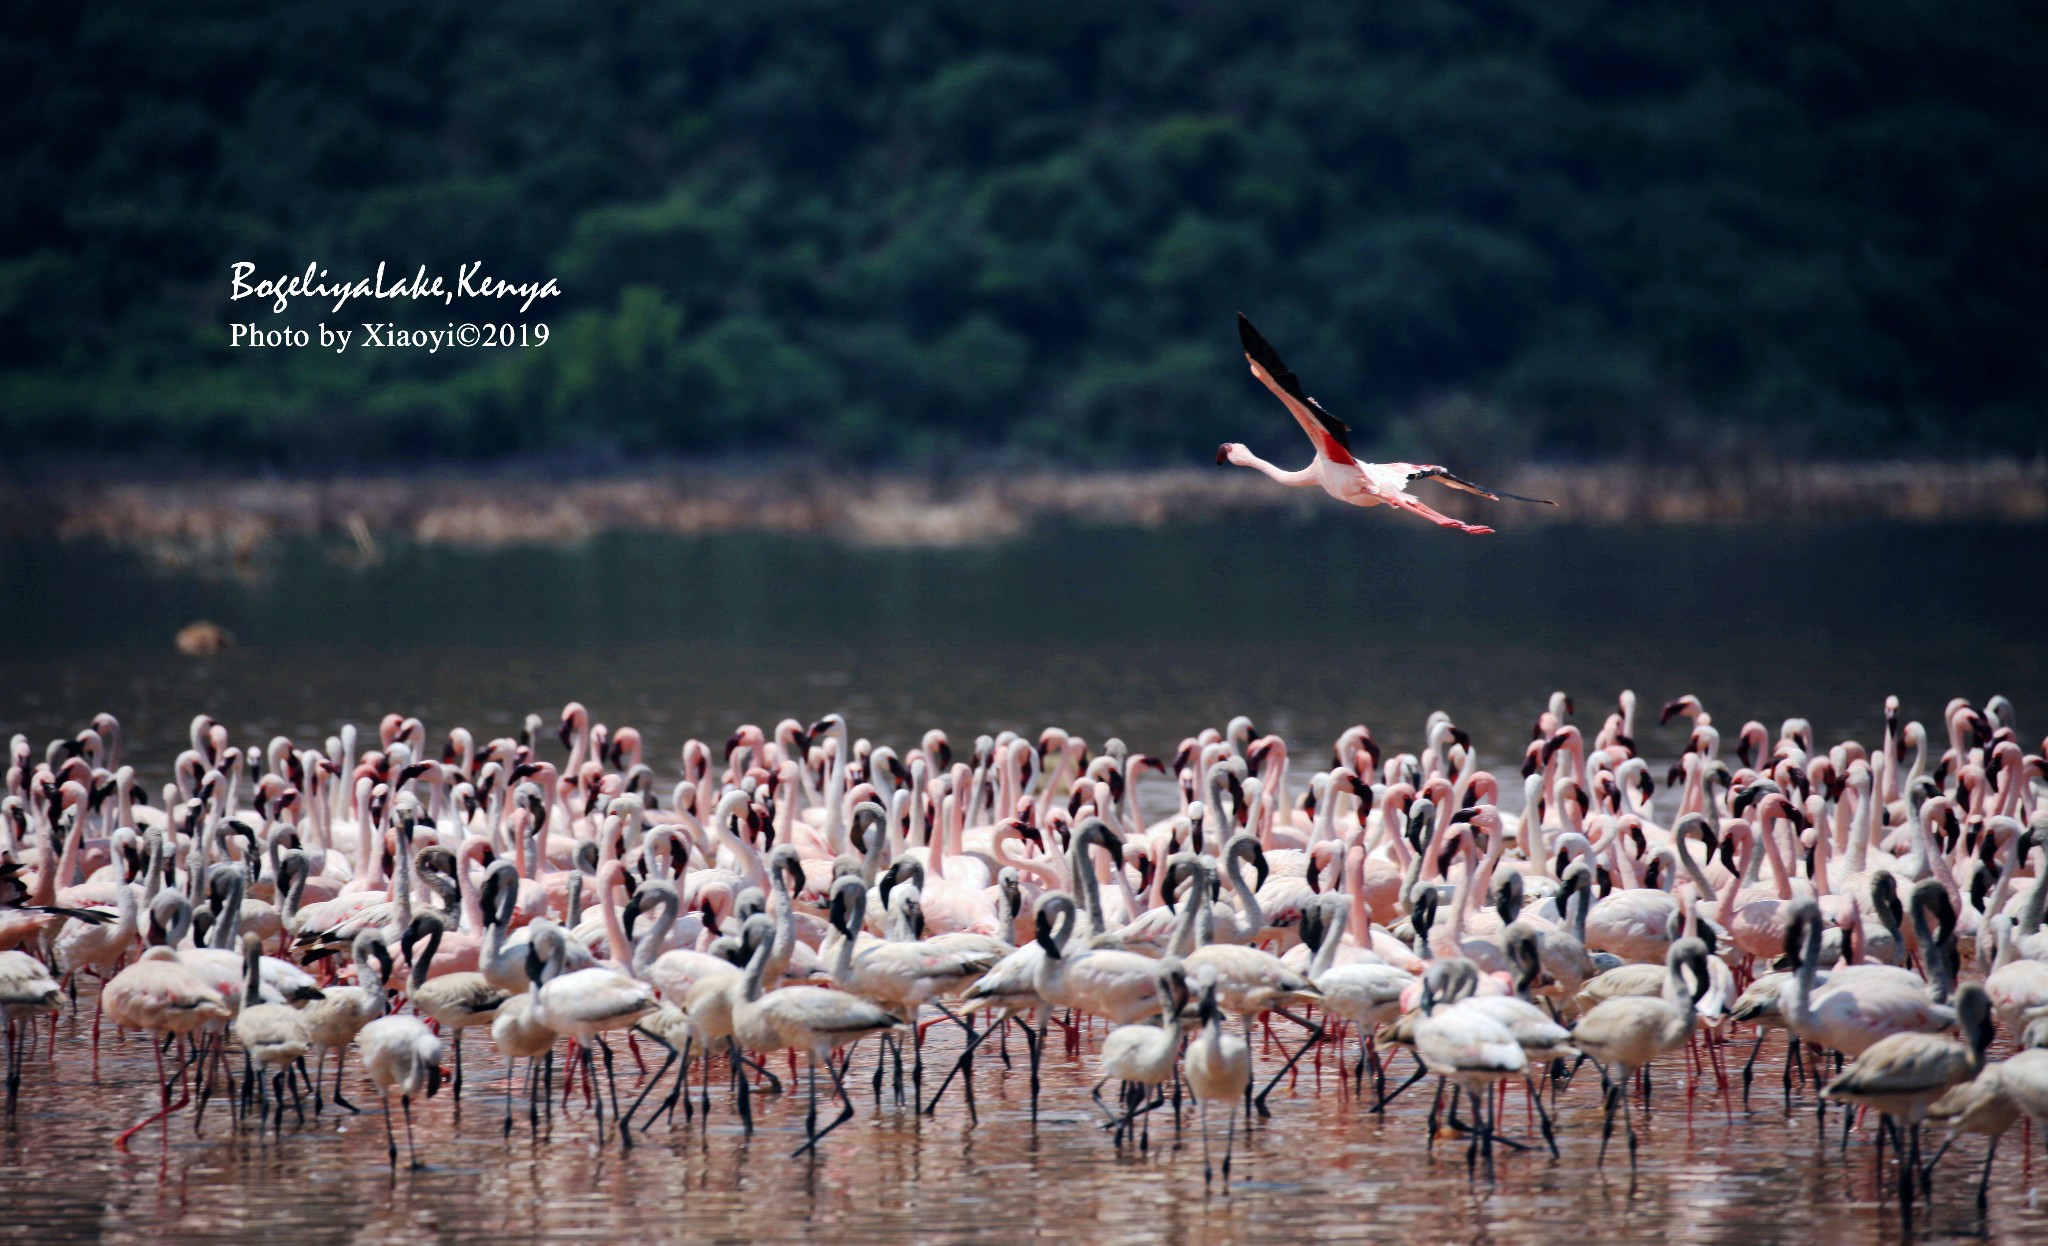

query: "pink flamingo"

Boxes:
[1217, 314, 1554, 533]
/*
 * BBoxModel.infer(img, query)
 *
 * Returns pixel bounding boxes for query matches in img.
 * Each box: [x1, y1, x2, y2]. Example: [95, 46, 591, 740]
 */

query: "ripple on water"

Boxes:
[6, 992, 2041, 1244]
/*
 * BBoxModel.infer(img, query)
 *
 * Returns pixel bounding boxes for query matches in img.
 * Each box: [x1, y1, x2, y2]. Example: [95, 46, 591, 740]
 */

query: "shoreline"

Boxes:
[4, 459, 2044, 555]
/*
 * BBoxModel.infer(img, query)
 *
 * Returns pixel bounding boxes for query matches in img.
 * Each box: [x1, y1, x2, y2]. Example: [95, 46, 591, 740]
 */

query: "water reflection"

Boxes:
[1, 1007, 2042, 1244]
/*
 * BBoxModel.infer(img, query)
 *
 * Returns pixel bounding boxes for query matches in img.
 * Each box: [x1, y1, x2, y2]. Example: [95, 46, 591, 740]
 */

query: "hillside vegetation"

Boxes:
[4, 1, 2044, 466]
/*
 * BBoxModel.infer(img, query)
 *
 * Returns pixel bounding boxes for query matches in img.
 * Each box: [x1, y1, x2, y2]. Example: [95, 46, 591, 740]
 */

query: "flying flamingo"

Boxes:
[1216, 314, 1554, 534]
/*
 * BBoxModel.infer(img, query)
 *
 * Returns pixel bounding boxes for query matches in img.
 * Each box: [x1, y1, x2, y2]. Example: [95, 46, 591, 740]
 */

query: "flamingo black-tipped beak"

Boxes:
[1214, 444, 1231, 466]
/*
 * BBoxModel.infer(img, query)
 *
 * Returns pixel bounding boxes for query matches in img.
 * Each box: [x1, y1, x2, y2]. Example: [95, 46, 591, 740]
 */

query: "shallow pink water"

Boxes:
[4, 985, 2045, 1244]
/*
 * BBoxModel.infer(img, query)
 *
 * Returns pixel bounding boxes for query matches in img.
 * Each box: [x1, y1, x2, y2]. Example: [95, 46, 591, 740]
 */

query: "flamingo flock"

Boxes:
[2, 694, 2046, 1221]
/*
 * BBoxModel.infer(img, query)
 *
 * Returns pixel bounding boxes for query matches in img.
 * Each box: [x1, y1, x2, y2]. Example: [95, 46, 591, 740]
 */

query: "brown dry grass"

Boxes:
[6, 460, 2043, 558]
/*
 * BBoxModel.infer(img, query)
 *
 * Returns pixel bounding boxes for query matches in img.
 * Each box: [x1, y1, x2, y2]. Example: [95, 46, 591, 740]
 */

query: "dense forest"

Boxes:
[3, 1, 2045, 468]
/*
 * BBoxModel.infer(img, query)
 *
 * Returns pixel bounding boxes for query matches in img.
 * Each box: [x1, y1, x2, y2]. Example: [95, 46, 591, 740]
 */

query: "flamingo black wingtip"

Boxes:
[1236, 312, 1269, 357]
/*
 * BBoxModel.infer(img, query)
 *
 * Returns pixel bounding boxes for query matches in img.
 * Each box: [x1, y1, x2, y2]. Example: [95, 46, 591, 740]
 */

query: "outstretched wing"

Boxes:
[1238, 313, 1355, 464]
[1407, 466, 1556, 506]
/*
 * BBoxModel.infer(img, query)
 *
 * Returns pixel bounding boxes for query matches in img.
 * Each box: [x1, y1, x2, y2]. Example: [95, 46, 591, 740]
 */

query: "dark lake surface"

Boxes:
[3, 515, 2048, 1243]
[3, 516, 2045, 779]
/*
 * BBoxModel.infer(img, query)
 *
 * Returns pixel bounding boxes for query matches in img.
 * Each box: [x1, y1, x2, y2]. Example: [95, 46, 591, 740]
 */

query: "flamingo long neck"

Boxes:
[1783, 918, 1822, 1030]
[1603, 823, 1641, 891]
[1204, 768, 1237, 855]
[1662, 955, 1698, 1028]
[1115, 757, 1141, 839]
[906, 763, 928, 850]
[767, 864, 797, 980]
[1756, 811, 1795, 900]
[1995, 751, 2023, 818]
[1346, 848, 1372, 948]
[482, 871, 513, 967]
[1840, 899, 1865, 965]
[822, 735, 848, 853]
[1828, 783, 1853, 854]
[1556, 785, 1585, 841]
[633, 891, 677, 979]
[564, 713, 588, 782]
[1372, 789, 1408, 866]
[1224, 847, 1263, 936]
[1263, 741, 1291, 820]
[673, 801, 708, 866]
[1808, 813, 1833, 896]
[409, 922, 443, 992]
[358, 782, 382, 890]
[935, 766, 970, 879]
[244, 940, 265, 1008]
[1165, 880, 1204, 958]
[539, 924, 568, 990]
[1110, 844, 1141, 919]
[331, 727, 355, 826]
[280, 854, 307, 925]
[391, 824, 414, 937]
[997, 748, 1020, 822]
[1306, 778, 1335, 851]
[1946, 708, 1971, 768]
[1072, 840, 1107, 933]
[212, 871, 245, 949]
[771, 768, 797, 846]
[1674, 830, 1715, 898]
[457, 842, 487, 933]
[114, 874, 139, 937]
[1974, 826, 2023, 931]
[1678, 756, 1705, 819]
[1845, 777, 1876, 874]
[27, 815, 59, 905]
[1441, 828, 1500, 954]
[1925, 816, 1961, 905]
[1562, 732, 1589, 794]
[1715, 834, 1746, 917]
[1878, 706, 1898, 803]
[1513, 775, 1547, 874]
[597, 865, 632, 962]
[714, 802, 766, 891]
[831, 893, 862, 986]
[992, 825, 1062, 890]
[140, 834, 165, 909]
[1311, 901, 1348, 978]
[52, 794, 89, 888]
[1906, 803, 1956, 901]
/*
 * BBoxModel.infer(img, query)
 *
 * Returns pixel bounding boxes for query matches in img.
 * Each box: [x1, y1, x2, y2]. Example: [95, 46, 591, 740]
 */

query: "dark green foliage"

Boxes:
[3, 1, 2045, 466]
